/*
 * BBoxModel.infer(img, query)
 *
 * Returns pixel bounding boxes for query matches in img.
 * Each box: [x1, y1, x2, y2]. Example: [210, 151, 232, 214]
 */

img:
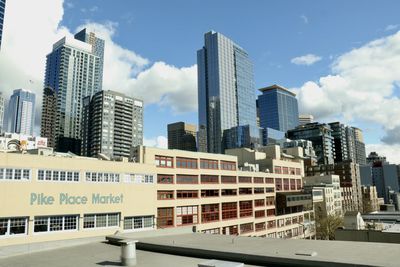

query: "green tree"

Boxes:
[316, 214, 344, 240]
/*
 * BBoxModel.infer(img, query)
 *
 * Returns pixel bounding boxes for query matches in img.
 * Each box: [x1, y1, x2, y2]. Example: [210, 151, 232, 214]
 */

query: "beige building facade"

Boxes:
[0, 146, 314, 246]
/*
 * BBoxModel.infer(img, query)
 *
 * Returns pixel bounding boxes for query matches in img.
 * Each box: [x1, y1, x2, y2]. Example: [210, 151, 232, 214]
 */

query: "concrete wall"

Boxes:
[335, 229, 400, 244]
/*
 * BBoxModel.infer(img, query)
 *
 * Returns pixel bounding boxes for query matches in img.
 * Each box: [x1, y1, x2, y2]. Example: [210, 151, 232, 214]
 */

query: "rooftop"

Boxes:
[1, 231, 399, 267]
[258, 84, 296, 96]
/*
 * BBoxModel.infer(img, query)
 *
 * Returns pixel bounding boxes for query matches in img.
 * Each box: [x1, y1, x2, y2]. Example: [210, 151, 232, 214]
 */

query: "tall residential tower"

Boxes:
[41, 29, 104, 154]
[197, 31, 258, 153]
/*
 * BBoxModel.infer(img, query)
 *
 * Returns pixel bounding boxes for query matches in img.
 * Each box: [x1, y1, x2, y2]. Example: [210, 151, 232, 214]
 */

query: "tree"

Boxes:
[316, 214, 344, 240]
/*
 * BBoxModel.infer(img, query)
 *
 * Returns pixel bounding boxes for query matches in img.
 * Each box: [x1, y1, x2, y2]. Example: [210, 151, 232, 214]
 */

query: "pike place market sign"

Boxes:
[30, 193, 124, 205]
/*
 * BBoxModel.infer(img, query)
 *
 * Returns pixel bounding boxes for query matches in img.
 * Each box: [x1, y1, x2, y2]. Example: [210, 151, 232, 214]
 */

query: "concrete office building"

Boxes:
[306, 161, 363, 213]
[41, 29, 104, 154]
[287, 123, 335, 165]
[258, 84, 299, 133]
[0, 0, 5, 49]
[360, 152, 400, 203]
[0, 145, 315, 247]
[167, 122, 197, 151]
[6, 89, 35, 135]
[303, 175, 343, 217]
[353, 127, 366, 165]
[0, 91, 4, 133]
[299, 114, 314, 125]
[361, 185, 380, 213]
[197, 31, 259, 153]
[82, 90, 143, 159]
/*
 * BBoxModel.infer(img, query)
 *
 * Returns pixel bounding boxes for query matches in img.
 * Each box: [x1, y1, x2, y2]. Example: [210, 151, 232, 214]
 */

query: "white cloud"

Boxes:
[300, 15, 309, 24]
[143, 136, 168, 149]
[291, 54, 322, 66]
[366, 144, 400, 164]
[385, 24, 399, 31]
[295, 31, 400, 147]
[0, 0, 197, 135]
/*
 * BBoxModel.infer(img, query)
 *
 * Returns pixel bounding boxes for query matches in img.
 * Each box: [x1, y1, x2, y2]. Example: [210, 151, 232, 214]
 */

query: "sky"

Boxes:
[0, 0, 400, 163]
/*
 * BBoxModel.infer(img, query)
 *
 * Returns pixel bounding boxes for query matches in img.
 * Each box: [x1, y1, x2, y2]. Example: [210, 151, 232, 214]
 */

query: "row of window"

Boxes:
[0, 168, 31, 181]
[157, 188, 276, 200]
[0, 214, 155, 237]
[38, 170, 79, 182]
[155, 155, 237, 171]
[156, 204, 277, 227]
[274, 166, 301, 175]
[157, 174, 279, 185]
[275, 178, 303, 191]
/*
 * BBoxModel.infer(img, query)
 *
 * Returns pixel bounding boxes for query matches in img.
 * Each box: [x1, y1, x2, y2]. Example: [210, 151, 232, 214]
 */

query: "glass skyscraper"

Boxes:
[258, 84, 299, 133]
[197, 31, 258, 153]
[41, 29, 104, 154]
[0, 0, 5, 49]
[6, 89, 35, 135]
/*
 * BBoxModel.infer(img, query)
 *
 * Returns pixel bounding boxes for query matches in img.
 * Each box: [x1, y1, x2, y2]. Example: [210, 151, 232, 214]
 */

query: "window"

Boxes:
[200, 159, 218, 170]
[176, 175, 198, 184]
[177, 190, 198, 199]
[221, 189, 237, 196]
[0, 217, 28, 236]
[289, 168, 296, 175]
[282, 167, 289, 174]
[201, 204, 219, 223]
[221, 176, 236, 184]
[254, 177, 264, 184]
[201, 189, 219, 198]
[200, 175, 218, 184]
[34, 215, 78, 232]
[124, 216, 154, 231]
[176, 157, 198, 169]
[267, 220, 276, 229]
[296, 179, 302, 190]
[274, 166, 282, 174]
[240, 223, 253, 234]
[85, 172, 119, 183]
[265, 178, 274, 184]
[157, 208, 174, 228]
[222, 202, 237, 220]
[255, 222, 266, 232]
[155, 155, 173, 168]
[157, 174, 173, 184]
[265, 187, 275, 193]
[157, 191, 174, 200]
[267, 209, 275, 217]
[254, 199, 265, 207]
[254, 187, 264, 194]
[290, 179, 296, 190]
[176, 206, 198, 225]
[239, 188, 252, 195]
[222, 225, 238, 235]
[295, 168, 301, 175]
[255, 210, 265, 218]
[220, 161, 236, 171]
[266, 197, 275, 206]
[124, 173, 154, 184]
[0, 168, 31, 181]
[203, 228, 220, 234]
[275, 178, 282, 191]
[283, 179, 289, 191]
[239, 201, 252, 217]
[239, 176, 252, 183]
[83, 213, 119, 229]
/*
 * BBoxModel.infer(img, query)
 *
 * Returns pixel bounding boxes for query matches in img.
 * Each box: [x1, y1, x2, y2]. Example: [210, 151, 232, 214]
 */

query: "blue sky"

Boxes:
[1, 0, 400, 162]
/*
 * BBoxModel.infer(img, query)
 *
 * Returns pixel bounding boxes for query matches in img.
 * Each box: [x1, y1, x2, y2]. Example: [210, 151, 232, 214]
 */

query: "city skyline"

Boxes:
[0, 0, 400, 162]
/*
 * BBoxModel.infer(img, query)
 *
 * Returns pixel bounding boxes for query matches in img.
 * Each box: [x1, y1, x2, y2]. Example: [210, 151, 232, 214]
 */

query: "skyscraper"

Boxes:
[167, 122, 197, 151]
[82, 90, 143, 159]
[197, 31, 258, 153]
[299, 114, 314, 125]
[0, 0, 6, 49]
[329, 122, 349, 163]
[0, 91, 4, 133]
[353, 127, 367, 165]
[6, 89, 35, 135]
[41, 30, 104, 154]
[258, 84, 299, 132]
[287, 122, 335, 165]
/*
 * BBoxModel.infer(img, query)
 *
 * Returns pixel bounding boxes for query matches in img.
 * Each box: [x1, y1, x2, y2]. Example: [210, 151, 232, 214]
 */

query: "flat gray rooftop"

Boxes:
[1, 231, 399, 267]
